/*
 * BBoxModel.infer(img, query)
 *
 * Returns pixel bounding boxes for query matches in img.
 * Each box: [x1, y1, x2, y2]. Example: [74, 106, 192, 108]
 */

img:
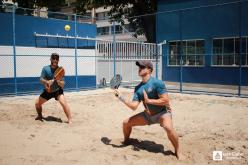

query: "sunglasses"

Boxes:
[51, 57, 59, 60]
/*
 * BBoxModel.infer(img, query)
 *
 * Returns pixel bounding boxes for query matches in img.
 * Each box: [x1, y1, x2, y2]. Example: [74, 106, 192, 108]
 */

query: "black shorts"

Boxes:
[40, 88, 64, 101]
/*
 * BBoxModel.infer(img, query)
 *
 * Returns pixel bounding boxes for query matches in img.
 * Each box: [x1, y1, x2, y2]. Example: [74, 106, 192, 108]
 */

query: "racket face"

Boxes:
[110, 74, 122, 89]
[54, 67, 65, 80]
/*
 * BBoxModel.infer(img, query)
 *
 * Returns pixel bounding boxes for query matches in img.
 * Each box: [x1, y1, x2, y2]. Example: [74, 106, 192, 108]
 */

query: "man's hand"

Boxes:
[114, 89, 120, 97]
[143, 90, 151, 104]
[46, 79, 54, 87]
[166, 104, 172, 113]
[57, 79, 65, 88]
[114, 89, 126, 103]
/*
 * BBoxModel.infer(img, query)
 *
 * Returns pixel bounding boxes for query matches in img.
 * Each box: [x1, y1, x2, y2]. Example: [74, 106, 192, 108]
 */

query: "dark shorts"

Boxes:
[140, 110, 172, 125]
[40, 88, 64, 101]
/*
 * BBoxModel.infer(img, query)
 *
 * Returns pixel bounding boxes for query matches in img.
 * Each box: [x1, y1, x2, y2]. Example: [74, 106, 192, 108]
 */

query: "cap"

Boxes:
[51, 53, 59, 59]
[136, 60, 153, 71]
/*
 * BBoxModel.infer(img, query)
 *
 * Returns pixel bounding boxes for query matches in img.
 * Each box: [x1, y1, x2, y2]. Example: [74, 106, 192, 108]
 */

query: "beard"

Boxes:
[51, 61, 58, 68]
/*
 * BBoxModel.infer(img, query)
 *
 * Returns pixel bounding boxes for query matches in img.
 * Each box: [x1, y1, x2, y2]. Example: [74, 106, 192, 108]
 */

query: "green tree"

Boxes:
[13, 0, 65, 11]
[76, 0, 157, 43]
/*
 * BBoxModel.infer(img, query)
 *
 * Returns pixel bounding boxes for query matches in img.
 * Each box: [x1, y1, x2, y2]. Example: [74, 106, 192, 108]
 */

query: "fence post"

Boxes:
[12, 5, 17, 95]
[238, 1, 242, 96]
[95, 40, 98, 88]
[113, 21, 116, 76]
[179, 10, 183, 93]
[74, 14, 78, 91]
[156, 44, 158, 79]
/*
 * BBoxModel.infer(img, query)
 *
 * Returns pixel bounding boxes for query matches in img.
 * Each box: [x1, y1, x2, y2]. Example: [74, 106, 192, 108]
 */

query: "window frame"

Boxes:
[97, 26, 110, 36]
[167, 39, 205, 67]
[211, 36, 248, 67]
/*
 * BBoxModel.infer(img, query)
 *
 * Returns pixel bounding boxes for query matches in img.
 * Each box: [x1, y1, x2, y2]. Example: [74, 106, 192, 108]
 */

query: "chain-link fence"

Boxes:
[157, 0, 248, 97]
[0, 5, 96, 96]
[0, 4, 162, 96]
[1, 1, 247, 97]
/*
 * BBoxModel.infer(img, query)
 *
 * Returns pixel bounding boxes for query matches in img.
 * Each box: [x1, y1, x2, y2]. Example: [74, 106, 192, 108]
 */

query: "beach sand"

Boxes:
[0, 88, 247, 165]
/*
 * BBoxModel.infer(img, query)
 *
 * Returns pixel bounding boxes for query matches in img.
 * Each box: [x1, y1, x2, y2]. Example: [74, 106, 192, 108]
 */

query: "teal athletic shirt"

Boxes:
[132, 76, 168, 114]
[40, 65, 62, 92]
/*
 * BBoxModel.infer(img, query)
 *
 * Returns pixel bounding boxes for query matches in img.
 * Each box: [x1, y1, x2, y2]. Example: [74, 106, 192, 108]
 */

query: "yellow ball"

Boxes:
[64, 25, 70, 31]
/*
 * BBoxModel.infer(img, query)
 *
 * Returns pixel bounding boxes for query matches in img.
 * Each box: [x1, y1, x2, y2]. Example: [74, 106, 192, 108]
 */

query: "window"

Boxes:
[212, 37, 248, 66]
[96, 12, 108, 20]
[242, 37, 248, 66]
[168, 40, 205, 66]
[123, 24, 135, 33]
[111, 25, 122, 34]
[97, 26, 110, 35]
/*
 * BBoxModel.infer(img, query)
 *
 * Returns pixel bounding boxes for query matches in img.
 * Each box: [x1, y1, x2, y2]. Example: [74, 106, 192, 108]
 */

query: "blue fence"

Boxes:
[1, 1, 248, 97]
[157, 0, 248, 97]
[0, 5, 97, 96]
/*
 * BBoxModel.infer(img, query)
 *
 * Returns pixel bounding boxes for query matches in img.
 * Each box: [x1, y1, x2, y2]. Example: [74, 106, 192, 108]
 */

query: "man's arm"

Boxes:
[143, 90, 170, 106]
[40, 77, 52, 86]
[120, 99, 140, 111]
[115, 90, 140, 111]
[56, 80, 65, 88]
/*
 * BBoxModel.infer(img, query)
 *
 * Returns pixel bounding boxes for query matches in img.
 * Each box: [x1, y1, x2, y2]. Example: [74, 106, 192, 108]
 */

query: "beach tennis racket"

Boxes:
[45, 67, 65, 93]
[110, 74, 122, 97]
[110, 74, 122, 89]
[54, 67, 65, 81]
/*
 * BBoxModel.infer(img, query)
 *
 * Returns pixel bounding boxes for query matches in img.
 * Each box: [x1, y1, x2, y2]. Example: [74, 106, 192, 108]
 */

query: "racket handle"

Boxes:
[118, 96, 125, 103]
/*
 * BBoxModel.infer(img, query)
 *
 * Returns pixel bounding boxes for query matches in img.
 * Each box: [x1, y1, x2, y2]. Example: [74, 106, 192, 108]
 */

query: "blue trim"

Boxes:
[0, 76, 96, 95]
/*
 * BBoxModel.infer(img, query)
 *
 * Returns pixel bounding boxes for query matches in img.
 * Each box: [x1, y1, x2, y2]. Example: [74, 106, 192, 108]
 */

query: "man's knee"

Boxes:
[35, 99, 41, 108]
[123, 119, 130, 127]
[163, 125, 174, 134]
[160, 121, 173, 133]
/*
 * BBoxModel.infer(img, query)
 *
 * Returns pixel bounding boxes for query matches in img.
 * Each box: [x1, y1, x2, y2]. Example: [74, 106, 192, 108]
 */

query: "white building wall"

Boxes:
[0, 46, 96, 78]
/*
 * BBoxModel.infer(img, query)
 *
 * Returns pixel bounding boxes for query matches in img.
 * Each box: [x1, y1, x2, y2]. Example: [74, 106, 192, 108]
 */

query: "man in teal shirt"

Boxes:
[115, 60, 183, 160]
[35, 53, 72, 124]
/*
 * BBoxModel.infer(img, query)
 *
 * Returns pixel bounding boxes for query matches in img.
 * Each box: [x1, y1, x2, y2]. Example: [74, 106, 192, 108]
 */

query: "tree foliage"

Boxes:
[13, 0, 65, 11]
[76, 0, 157, 43]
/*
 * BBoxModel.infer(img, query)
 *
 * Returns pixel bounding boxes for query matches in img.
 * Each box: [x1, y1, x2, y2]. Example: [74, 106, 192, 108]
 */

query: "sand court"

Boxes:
[0, 88, 247, 165]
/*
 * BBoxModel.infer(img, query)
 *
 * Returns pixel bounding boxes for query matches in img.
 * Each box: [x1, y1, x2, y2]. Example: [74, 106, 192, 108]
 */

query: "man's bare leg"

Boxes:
[57, 94, 72, 124]
[35, 96, 47, 121]
[123, 112, 148, 144]
[160, 115, 184, 160]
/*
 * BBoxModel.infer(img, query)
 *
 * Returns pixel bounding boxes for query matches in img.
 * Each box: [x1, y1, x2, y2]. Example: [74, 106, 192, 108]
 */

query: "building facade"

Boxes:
[61, 1, 146, 42]
[157, 0, 248, 86]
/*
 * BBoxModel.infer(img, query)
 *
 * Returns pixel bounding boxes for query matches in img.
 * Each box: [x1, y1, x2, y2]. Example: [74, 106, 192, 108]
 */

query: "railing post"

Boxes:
[238, 1, 243, 96]
[179, 10, 183, 93]
[12, 5, 17, 95]
[113, 21, 116, 76]
[156, 44, 159, 79]
[74, 14, 78, 91]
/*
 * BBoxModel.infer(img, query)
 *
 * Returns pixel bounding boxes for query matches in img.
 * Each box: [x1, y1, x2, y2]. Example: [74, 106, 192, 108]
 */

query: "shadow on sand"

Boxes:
[101, 137, 175, 156]
[43, 116, 63, 123]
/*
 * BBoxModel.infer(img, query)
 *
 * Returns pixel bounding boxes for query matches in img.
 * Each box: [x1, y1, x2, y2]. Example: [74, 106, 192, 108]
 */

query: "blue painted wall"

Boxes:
[0, 13, 97, 95]
[0, 12, 96, 47]
[0, 76, 96, 95]
[157, 0, 248, 86]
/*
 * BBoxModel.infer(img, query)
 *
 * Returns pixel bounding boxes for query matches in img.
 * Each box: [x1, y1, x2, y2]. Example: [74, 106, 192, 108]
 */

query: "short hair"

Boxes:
[51, 53, 59, 59]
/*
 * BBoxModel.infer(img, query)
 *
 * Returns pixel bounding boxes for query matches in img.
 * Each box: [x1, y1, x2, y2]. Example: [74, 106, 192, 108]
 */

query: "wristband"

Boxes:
[118, 96, 125, 103]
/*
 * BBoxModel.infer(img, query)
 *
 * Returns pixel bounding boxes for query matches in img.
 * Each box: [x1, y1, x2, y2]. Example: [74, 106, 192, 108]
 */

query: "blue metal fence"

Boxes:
[157, 0, 248, 97]
[0, 5, 97, 96]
